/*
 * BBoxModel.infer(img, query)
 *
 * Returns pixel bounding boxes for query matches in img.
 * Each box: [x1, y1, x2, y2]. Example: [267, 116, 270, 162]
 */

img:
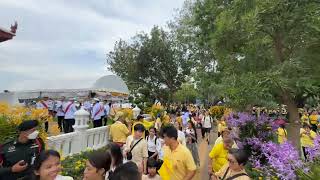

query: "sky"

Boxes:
[0, 0, 184, 91]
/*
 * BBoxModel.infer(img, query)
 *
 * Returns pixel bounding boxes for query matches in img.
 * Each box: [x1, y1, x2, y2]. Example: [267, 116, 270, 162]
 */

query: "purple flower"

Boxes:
[306, 135, 320, 161]
[248, 139, 303, 179]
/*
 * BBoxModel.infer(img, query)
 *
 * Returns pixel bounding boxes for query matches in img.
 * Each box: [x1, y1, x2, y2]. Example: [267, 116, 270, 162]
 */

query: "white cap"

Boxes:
[93, 98, 100, 101]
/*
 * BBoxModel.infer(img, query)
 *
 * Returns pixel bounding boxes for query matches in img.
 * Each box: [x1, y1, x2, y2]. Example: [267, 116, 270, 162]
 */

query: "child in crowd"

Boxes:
[142, 158, 161, 180]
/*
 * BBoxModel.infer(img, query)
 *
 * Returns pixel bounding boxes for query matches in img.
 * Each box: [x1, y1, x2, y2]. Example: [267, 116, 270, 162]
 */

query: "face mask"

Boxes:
[27, 130, 39, 140]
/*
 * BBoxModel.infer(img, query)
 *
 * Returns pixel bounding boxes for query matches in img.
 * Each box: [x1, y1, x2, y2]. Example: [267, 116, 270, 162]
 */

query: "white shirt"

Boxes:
[47, 100, 54, 110]
[177, 130, 186, 146]
[55, 175, 73, 180]
[202, 115, 212, 128]
[147, 135, 157, 152]
[63, 101, 77, 119]
[91, 103, 104, 120]
[55, 101, 65, 117]
[83, 101, 92, 112]
[100, 102, 106, 117]
[156, 138, 164, 160]
[36, 100, 49, 109]
[105, 104, 110, 116]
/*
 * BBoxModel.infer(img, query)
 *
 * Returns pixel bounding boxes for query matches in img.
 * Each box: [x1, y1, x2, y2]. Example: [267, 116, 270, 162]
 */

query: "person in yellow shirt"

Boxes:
[109, 111, 131, 148]
[162, 111, 171, 126]
[309, 110, 319, 132]
[209, 137, 234, 174]
[176, 112, 183, 128]
[277, 124, 287, 144]
[301, 112, 309, 124]
[211, 149, 250, 180]
[300, 123, 317, 160]
[132, 115, 146, 138]
[217, 119, 227, 137]
[161, 125, 196, 180]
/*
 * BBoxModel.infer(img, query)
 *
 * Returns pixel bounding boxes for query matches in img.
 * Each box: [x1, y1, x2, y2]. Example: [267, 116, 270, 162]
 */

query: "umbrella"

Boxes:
[274, 118, 287, 125]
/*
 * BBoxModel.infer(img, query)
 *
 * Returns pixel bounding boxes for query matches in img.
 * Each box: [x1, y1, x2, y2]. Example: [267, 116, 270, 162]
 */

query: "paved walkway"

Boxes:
[193, 128, 218, 180]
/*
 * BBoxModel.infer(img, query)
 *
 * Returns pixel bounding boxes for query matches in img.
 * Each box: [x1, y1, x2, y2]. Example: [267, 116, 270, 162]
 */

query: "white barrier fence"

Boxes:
[47, 108, 109, 157]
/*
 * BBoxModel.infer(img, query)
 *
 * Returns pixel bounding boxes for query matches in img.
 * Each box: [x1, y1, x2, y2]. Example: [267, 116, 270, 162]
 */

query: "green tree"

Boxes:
[176, 0, 320, 148]
[173, 83, 199, 103]
[107, 26, 191, 102]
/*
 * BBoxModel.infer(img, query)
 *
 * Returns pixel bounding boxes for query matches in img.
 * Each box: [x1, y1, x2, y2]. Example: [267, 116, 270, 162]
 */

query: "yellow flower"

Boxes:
[49, 124, 61, 136]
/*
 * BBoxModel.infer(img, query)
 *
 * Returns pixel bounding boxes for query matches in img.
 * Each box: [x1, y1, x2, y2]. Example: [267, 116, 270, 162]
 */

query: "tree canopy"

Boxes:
[107, 26, 193, 102]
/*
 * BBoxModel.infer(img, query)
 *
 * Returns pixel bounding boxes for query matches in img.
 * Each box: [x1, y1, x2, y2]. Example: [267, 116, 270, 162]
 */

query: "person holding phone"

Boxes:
[0, 120, 45, 180]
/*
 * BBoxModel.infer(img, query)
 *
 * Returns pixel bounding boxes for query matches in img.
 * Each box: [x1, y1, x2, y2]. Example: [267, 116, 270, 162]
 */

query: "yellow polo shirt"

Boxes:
[209, 142, 228, 172]
[309, 115, 318, 125]
[162, 144, 196, 180]
[176, 116, 182, 127]
[301, 115, 309, 124]
[109, 121, 129, 143]
[300, 128, 317, 147]
[277, 127, 287, 144]
[163, 115, 170, 125]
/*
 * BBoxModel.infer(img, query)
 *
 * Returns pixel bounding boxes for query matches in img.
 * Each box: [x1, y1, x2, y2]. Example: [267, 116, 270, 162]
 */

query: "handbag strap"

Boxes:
[225, 173, 248, 180]
[129, 138, 143, 152]
[220, 167, 230, 180]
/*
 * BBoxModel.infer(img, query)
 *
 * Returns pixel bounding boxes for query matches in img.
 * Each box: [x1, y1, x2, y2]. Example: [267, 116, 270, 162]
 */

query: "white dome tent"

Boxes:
[0, 75, 129, 105]
[92, 75, 129, 94]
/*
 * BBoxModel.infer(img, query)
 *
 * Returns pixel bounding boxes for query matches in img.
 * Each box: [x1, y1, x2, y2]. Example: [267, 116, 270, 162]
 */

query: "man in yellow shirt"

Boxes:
[209, 137, 234, 174]
[309, 110, 319, 132]
[161, 125, 196, 180]
[300, 123, 317, 160]
[109, 111, 131, 147]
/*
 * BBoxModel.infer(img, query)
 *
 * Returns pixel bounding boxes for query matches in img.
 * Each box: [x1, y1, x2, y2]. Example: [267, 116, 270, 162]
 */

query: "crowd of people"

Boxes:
[30, 96, 115, 133]
[1, 101, 320, 180]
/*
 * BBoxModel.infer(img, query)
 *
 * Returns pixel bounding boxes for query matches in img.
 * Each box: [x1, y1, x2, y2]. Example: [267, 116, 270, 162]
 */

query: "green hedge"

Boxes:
[61, 146, 109, 180]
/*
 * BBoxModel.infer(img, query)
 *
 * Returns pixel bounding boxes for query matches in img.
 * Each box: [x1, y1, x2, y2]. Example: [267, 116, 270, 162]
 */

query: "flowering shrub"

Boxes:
[226, 112, 276, 144]
[0, 102, 59, 143]
[61, 147, 108, 180]
[209, 106, 225, 119]
[248, 138, 304, 179]
[145, 104, 164, 119]
[296, 136, 320, 179]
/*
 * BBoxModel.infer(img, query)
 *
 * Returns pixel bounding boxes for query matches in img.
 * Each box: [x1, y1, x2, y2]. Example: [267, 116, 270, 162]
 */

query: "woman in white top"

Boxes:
[202, 111, 212, 143]
[146, 127, 158, 159]
[156, 137, 165, 160]
[185, 121, 200, 166]
[174, 121, 186, 146]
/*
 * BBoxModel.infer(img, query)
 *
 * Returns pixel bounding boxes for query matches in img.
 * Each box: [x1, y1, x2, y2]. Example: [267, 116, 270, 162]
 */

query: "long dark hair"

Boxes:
[188, 121, 198, 141]
[32, 150, 61, 180]
[88, 151, 111, 173]
[229, 148, 249, 166]
[109, 143, 123, 168]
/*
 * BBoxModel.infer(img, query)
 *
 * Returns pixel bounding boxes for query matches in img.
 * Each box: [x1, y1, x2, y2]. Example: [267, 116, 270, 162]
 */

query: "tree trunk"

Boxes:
[273, 32, 300, 150]
[281, 91, 301, 150]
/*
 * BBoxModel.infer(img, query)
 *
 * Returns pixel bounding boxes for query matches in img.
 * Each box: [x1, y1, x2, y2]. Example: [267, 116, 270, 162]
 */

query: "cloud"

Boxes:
[0, 0, 184, 91]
